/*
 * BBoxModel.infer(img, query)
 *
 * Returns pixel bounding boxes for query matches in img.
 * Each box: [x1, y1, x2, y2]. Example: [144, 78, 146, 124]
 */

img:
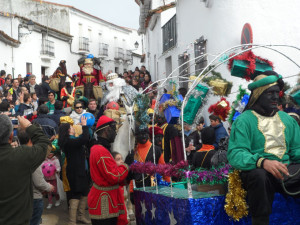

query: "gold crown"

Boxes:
[107, 73, 119, 81]
[84, 58, 93, 64]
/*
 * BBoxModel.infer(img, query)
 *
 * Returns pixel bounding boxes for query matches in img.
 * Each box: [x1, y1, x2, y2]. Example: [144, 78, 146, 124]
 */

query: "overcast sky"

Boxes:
[45, 0, 140, 29]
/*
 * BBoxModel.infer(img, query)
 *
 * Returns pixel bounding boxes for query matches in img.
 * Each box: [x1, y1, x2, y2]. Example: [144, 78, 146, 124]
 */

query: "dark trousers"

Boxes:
[30, 199, 44, 225]
[240, 164, 300, 218]
[91, 217, 118, 225]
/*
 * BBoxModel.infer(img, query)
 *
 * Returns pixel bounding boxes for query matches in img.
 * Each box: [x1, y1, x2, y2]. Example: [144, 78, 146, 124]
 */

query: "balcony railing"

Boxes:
[41, 39, 55, 57]
[124, 50, 132, 61]
[79, 37, 89, 52]
[115, 47, 124, 60]
[99, 43, 109, 57]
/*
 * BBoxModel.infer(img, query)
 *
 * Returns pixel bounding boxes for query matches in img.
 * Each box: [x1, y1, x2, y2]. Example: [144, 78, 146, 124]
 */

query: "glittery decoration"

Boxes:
[224, 170, 248, 221]
[122, 85, 139, 106]
[134, 187, 300, 224]
[134, 94, 150, 129]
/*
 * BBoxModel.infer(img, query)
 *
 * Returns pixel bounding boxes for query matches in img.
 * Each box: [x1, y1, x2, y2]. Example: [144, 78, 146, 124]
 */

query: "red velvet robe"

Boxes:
[60, 87, 75, 108]
[88, 144, 129, 220]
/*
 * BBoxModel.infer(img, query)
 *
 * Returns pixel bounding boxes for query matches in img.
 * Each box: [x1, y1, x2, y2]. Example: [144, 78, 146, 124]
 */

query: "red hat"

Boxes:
[96, 116, 115, 133]
[149, 126, 164, 138]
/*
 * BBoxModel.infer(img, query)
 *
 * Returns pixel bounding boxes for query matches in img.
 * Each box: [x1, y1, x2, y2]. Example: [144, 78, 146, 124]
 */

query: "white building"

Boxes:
[0, 0, 142, 82]
[136, 0, 300, 89]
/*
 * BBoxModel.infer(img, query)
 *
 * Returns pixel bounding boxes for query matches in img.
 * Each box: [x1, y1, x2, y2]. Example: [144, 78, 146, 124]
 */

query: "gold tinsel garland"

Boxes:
[161, 99, 180, 111]
[224, 170, 248, 221]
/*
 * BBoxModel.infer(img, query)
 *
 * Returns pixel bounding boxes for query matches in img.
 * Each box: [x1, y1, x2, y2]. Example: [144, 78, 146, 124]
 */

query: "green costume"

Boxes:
[228, 110, 300, 171]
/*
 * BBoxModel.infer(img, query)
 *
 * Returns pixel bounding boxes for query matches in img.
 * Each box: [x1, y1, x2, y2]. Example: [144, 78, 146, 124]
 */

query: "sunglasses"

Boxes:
[75, 106, 83, 109]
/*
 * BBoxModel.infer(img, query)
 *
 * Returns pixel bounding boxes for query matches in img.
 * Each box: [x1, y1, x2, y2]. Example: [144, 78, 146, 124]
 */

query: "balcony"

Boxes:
[40, 39, 55, 60]
[99, 43, 109, 57]
[114, 47, 124, 60]
[124, 50, 132, 61]
[79, 37, 89, 53]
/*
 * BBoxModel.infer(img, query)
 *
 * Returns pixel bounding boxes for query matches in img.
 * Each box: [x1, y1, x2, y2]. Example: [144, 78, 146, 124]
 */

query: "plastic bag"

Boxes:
[56, 174, 66, 201]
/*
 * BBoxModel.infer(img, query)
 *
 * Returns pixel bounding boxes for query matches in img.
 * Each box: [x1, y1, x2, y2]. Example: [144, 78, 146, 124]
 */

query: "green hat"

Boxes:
[248, 75, 282, 91]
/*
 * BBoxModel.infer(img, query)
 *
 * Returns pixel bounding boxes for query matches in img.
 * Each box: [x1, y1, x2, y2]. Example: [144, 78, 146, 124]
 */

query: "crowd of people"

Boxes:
[0, 65, 300, 225]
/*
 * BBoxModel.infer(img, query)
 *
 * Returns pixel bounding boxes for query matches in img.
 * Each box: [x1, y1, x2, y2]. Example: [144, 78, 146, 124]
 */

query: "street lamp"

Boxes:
[18, 20, 34, 40]
[134, 41, 139, 49]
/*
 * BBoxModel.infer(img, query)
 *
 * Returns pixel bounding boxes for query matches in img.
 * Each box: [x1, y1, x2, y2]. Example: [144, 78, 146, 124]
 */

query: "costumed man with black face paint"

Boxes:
[88, 116, 129, 225]
[128, 127, 168, 204]
[155, 113, 185, 164]
[227, 71, 300, 225]
[61, 76, 75, 108]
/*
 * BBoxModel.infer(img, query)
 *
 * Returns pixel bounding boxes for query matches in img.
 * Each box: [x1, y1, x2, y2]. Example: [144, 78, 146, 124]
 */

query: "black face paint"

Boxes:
[155, 115, 166, 126]
[106, 123, 117, 143]
[154, 134, 163, 147]
[137, 132, 149, 144]
[256, 85, 280, 115]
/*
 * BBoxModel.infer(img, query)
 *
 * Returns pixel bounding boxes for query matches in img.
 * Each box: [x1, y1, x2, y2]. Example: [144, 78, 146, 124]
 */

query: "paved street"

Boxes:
[41, 199, 136, 225]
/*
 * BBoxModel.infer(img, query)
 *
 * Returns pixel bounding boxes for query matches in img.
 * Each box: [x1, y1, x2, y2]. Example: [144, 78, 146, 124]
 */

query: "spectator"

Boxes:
[21, 86, 29, 94]
[31, 93, 38, 111]
[39, 76, 53, 98]
[32, 104, 58, 138]
[25, 75, 40, 96]
[16, 129, 54, 225]
[11, 78, 21, 103]
[24, 77, 29, 86]
[58, 117, 90, 225]
[0, 115, 50, 225]
[1, 77, 11, 92]
[209, 114, 228, 150]
[70, 101, 86, 125]
[132, 78, 140, 91]
[184, 122, 201, 164]
[2, 90, 13, 105]
[16, 93, 36, 119]
[7, 74, 12, 80]
[141, 71, 152, 91]
[178, 87, 187, 98]
[0, 70, 6, 86]
[140, 65, 146, 73]
[87, 99, 99, 119]
[46, 90, 56, 115]
[49, 100, 66, 126]
[192, 126, 216, 169]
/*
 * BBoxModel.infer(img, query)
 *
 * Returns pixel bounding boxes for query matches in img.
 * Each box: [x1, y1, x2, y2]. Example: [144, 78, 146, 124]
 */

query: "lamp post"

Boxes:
[18, 20, 34, 40]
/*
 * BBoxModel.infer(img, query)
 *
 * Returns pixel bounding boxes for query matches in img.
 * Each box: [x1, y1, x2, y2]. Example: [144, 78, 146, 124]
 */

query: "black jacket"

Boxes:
[25, 83, 41, 97]
[32, 114, 58, 138]
[62, 126, 90, 194]
[49, 110, 66, 126]
[39, 82, 53, 98]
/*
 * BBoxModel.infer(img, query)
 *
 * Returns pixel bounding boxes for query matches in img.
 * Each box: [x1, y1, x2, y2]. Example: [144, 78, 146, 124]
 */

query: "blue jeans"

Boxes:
[30, 198, 44, 225]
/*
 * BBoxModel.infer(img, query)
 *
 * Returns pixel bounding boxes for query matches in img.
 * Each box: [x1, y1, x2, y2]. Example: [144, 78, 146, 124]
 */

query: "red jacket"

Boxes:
[88, 145, 129, 220]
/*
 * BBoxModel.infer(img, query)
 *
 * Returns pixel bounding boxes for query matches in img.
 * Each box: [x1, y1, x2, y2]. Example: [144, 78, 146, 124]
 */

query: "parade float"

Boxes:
[130, 44, 300, 225]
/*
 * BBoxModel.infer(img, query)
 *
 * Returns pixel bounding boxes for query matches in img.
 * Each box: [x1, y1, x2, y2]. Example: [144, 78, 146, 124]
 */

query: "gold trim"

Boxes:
[256, 158, 265, 168]
[252, 111, 286, 159]
[89, 212, 120, 220]
[88, 192, 119, 210]
[93, 183, 119, 191]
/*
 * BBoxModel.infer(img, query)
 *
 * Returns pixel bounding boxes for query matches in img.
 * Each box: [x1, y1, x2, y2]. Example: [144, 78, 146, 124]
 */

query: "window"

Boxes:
[88, 28, 92, 42]
[178, 53, 189, 89]
[162, 15, 177, 52]
[26, 63, 32, 74]
[194, 36, 207, 75]
[78, 23, 82, 37]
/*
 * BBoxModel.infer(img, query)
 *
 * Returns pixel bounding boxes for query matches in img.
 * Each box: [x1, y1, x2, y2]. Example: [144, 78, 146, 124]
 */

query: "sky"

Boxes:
[45, 0, 140, 29]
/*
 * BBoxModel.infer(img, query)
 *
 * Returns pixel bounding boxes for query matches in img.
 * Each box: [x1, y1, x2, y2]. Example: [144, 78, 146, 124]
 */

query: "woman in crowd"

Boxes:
[140, 71, 152, 92]
[70, 101, 86, 125]
[58, 116, 90, 225]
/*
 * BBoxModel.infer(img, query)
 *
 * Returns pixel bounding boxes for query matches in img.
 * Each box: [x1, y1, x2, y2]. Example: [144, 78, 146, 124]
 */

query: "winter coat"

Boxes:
[212, 123, 228, 150]
[16, 103, 34, 119]
[32, 165, 52, 199]
[63, 126, 90, 195]
[70, 110, 86, 125]
[32, 114, 58, 138]
[39, 82, 53, 98]
[0, 125, 50, 225]
[49, 110, 66, 126]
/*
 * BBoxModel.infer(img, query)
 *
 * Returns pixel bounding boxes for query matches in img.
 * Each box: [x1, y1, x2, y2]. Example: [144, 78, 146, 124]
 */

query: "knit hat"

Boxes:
[96, 115, 115, 133]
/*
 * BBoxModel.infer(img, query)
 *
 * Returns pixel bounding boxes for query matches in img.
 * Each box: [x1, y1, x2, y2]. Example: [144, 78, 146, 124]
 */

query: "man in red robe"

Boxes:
[88, 116, 129, 225]
[77, 57, 105, 86]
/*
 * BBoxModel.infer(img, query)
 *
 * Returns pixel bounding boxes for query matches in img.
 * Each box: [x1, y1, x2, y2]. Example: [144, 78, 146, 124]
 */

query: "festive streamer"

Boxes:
[224, 170, 248, 221]
[228, 86, 249, 124]
[208, 97, 231, 121]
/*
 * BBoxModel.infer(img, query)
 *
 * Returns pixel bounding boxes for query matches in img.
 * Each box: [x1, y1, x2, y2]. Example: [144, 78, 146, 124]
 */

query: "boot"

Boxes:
[68, 199, 80, 225]
[252, 216, 269, 225]
[77, 196, 91, 224]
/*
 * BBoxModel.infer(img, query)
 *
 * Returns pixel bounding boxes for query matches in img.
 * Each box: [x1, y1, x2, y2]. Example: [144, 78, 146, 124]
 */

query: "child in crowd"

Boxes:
[111, 151, 129, 225]
[43, 152, 61, 209]
[31, 93, 38, 111]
